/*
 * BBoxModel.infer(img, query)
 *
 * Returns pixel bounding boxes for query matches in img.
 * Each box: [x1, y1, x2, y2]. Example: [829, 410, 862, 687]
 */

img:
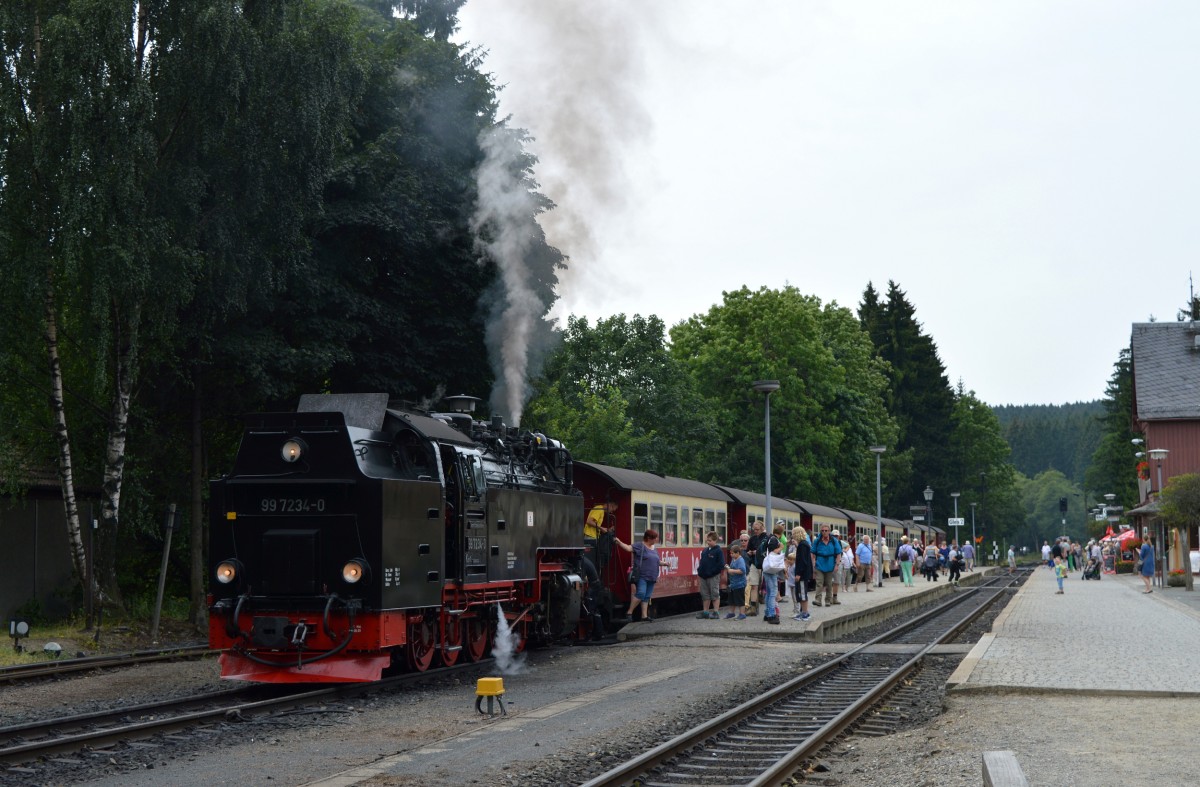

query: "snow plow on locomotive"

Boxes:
[208, 393, 586, 683]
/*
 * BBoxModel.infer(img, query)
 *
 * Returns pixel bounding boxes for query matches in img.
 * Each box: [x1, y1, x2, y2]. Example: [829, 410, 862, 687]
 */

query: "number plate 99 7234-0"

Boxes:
[259, 497, 327, 513]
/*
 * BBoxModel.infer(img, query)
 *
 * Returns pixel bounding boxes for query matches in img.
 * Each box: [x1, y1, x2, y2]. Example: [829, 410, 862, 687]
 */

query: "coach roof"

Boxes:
[575, 462, 735, 501]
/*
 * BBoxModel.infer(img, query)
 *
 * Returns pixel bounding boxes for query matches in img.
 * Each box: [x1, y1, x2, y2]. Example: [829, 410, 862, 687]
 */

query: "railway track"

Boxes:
[580, 571, 1026, 787]
[0, 659, 490, 770]
[0, 645, 213, 684]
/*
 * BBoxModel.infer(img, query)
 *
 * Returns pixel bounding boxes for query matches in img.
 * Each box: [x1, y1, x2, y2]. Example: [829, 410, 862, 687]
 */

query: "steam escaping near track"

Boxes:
[472, 125, 551, 426]
[491, 602, 527, 674]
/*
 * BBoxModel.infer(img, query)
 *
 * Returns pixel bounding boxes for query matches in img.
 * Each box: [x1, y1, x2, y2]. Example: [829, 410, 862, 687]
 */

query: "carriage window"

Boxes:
[716, 510, 727, 542]
[633, 502, 648, 538]
[680, 508, 691, 544]
[650, 504, 664, 542]
[665, 505, 678, 545]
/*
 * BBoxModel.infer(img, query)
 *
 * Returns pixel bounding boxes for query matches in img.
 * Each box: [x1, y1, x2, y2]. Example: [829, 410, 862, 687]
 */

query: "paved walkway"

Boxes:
[949, 563, 1200, 695]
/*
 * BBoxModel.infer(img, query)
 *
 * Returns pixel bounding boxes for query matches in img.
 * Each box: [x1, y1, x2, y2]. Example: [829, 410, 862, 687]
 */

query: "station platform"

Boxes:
[618, 565, 994, 644]
[948, 564, 1200, 695]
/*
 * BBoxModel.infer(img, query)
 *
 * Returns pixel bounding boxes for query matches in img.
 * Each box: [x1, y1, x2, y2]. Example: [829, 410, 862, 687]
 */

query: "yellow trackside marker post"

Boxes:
[475, 677, 506, 716]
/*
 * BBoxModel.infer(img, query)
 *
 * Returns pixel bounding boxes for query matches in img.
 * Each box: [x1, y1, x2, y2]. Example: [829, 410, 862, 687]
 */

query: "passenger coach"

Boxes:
[572, 462, 732, 610]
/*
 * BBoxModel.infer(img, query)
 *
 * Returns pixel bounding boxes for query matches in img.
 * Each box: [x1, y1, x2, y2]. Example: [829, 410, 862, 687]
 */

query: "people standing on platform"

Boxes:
[760, 534, 784, 624]
[938, 541, 950, 576]
[789, 527, 813, 621]
[745, 521, 767, 616]
[962, 540, 975, 571]
[1050, 538, 1063, 568]
[772, 521, 789, 602]
[877, 539, 888, 587]
[923, 542, 940, 581]
[695, 531, 725, 619]
[1054, 555, 1066, 593]
[830, 530, 845, 603]
[840, 540, 855, 595]
[1008, 544, 1017, 574]
[948, 544, 963, 586]
[855, 535, 873, 592]
[614, 530, 661, 621]
[1139, 537, 1155, 593]
[811, 525, 840, 607]
[898, 535, 915, 586]
[724, 544, 748, 619]
[1041, 541, 1052, 567]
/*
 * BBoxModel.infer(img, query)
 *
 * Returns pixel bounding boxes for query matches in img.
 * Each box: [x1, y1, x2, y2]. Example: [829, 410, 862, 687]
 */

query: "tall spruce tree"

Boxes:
[858, 281, 957, 519]
[1083, 348, 1139, 509]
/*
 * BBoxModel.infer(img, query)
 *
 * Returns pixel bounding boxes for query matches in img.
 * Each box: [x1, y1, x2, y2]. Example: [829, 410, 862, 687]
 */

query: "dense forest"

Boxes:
[0, 1, 1143, 629]
[993, 402, 1105, 485]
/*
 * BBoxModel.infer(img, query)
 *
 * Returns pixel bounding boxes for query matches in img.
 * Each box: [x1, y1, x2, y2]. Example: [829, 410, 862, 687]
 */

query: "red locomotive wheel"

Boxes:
[439, 614, 464, 667]
[464, 616, 492, 662]
[407, 617, 437, 672]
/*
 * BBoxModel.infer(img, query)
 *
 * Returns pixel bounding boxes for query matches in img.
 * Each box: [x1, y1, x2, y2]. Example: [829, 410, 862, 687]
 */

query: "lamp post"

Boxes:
[753, 380, 781, 532]
[1149, 448, 1188, 591]
[923, 485, 934, 543]
[1104, 492, 1117, 573]
[970, 502, 977, 563]
[950, 491, 961, 547]
[979, 471, 988, 563]
[1148, 448, 1167, 589]
[868, 448, 888, 583]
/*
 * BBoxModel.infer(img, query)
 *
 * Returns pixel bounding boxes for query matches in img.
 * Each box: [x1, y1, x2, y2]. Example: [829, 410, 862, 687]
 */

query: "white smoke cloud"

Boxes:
[472, 125, 544, 425]
[461, 2, 658, 422]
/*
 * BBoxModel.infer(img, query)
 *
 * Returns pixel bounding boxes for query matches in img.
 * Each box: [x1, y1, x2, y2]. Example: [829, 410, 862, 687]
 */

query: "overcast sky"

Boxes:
[455, 1, 1199, 407]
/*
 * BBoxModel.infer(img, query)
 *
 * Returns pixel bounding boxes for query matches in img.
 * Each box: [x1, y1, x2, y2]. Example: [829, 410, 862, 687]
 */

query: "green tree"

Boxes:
[526, 314, 717, 477]
[858, 281, 957, 515]
[671, 286, 897, 508]
[1017, 469, 1083, 548]
[525, 384, 650, 470]
[1083, 348, 1139, 509]
[944, 384, 1021, 546]
[1159, 473, 1200, 591]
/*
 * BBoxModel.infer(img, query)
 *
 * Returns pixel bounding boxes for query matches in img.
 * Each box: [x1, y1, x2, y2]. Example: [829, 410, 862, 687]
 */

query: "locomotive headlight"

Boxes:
[342, 559, 368, 584]
[281, 438, 307, 463]
[215, 559, 242, 584]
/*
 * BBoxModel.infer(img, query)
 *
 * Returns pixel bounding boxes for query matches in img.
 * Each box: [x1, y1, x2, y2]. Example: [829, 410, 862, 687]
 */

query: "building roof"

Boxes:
[1132, 322, 1200, 421]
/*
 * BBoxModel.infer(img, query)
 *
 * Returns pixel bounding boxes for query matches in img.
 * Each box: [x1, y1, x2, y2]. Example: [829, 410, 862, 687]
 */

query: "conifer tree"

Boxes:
[858, 281, 956, 517]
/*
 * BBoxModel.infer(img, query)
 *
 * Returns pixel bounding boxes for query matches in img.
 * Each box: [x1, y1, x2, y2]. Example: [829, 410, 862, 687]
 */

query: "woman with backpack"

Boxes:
[897, 535, 915, 587]
[923, 542, 940, 582]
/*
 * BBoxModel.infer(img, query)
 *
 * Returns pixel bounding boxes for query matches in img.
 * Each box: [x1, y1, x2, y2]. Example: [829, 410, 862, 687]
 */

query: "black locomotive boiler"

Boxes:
[208, 393, 585, 683]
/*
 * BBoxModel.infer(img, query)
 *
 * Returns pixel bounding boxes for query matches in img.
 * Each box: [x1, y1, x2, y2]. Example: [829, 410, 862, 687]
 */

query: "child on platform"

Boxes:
[724, 544, 748, 619]
[1054, 555, 1066, 594]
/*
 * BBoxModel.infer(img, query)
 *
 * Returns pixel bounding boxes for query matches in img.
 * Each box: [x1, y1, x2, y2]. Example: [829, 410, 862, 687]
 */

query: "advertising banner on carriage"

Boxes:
[652, 547, 702, 595]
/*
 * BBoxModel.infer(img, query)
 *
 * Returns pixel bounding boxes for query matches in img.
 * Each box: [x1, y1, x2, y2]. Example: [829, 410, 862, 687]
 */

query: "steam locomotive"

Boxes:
[207, 393, 586, 683]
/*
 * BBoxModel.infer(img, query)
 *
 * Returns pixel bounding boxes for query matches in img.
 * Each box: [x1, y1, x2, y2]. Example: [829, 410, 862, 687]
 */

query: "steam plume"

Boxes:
[472, 125, 547, 425]
[491, 602, 527, 674]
